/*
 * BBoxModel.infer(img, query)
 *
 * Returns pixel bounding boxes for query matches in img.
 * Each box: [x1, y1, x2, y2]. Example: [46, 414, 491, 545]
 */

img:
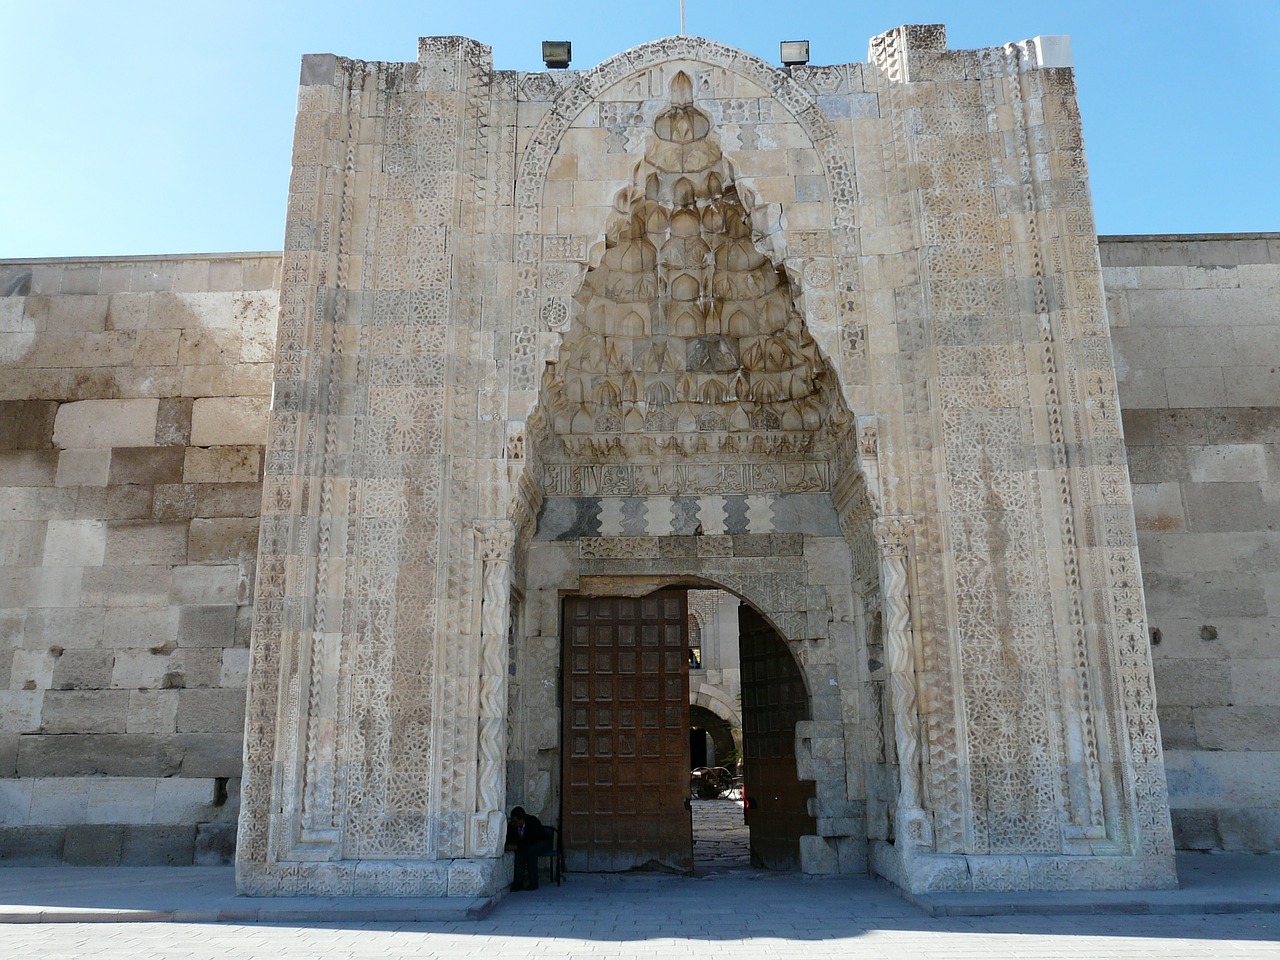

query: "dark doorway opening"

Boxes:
[690, 727, 708, 768]
[689, 704, 735, 774]
[739, 604, 816, 871]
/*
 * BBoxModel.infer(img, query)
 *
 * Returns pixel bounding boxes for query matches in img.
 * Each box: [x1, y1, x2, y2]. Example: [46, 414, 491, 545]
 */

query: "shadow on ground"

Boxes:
[0, 853, 1276, 945]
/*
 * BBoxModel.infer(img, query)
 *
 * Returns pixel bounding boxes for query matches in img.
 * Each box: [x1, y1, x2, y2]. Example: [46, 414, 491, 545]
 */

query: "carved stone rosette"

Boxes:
[471, 521, 515, 857]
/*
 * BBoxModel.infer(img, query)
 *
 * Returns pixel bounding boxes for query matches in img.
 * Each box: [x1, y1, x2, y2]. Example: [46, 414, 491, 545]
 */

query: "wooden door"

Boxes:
[739, 603, 815, 870]
[562, 590, 692, 872]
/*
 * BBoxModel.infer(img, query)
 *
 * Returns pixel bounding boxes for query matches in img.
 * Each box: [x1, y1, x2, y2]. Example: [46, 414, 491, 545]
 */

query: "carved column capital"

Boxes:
[874, 515, 914, 558]
[476, 520, 516, 562]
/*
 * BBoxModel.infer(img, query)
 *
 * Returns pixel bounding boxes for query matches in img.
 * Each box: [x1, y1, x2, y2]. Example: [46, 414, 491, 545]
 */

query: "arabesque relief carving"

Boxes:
[236, 28, 1176, 899]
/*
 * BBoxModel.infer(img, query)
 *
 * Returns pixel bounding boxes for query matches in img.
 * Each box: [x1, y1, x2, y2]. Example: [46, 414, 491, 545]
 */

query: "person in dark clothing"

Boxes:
[505, 806, 552, 891]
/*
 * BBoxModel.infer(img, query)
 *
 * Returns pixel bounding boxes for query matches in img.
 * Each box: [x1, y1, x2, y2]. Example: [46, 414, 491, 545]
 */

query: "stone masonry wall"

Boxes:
[0, 235, 1274, 865]
[0, 254, 278, 864]
[1104, 233, 1280, 852]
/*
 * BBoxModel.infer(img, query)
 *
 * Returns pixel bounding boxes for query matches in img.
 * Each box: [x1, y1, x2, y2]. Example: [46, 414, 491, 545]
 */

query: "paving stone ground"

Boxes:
[692, 797, 752, 874]
[2, 872, 1277, 960]
[1, 815, 1277, 959]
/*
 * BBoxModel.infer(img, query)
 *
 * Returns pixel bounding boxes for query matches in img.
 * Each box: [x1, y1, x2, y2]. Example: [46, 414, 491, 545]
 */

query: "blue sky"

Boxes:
[2, 0, 1276, 258]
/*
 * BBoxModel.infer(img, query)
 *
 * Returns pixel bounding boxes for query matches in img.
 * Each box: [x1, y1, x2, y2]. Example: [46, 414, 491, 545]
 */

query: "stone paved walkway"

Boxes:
[0, 851, 1277, 958]
[692, 797, 751, 874]
[1, 866, 1277, 959]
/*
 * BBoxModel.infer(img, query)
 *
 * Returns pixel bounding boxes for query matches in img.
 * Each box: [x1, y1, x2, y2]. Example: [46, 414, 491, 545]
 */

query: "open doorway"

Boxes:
[686, 589, 749, 872]
[560, 586, 813, 875]
[687, 590, 815, 873]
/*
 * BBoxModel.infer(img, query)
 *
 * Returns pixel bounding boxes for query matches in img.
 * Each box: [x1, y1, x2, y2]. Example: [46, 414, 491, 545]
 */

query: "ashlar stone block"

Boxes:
[39, 519, 104, 570]
[85, 777, 158, 824]
[175, 689, 246, 734]
[1187, 443, 1269, 483]
[39, 689, 128, 734]
[103, 606, 179, 649]
[0, 779, 33, 826]
[183, 446, 263, 484]
[187, 517, 259, 564]
[54, 449, 110, 487]
[190, 397, 270, 446]
[107, 447, 185, 486]
[176, 604, 238, 647]
[31, 778, 90, 824]
[127, 690, 180, 734]
[0, 690, 43, 733]
[63, 824, 123, 865]
[121, 824, 196, 865]
[52, 399, 159, 449]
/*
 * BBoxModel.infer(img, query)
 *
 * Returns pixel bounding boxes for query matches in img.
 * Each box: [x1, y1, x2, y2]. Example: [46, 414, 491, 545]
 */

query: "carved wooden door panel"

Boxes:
[562, 591, 692, 872]
[739, 604, 816, 870]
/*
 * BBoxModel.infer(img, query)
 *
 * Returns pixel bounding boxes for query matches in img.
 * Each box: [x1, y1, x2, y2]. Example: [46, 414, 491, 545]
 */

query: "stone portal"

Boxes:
[238, 26, 1176, 897]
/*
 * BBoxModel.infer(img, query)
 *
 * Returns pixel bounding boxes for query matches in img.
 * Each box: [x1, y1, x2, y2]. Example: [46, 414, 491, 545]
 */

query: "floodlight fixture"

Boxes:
[780, 40, 810, 67]
[542, 41, 572, 69]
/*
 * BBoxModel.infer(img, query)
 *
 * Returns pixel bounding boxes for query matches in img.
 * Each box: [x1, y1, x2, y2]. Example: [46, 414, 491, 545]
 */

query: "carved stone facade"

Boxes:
[224, 24, 1183, 896]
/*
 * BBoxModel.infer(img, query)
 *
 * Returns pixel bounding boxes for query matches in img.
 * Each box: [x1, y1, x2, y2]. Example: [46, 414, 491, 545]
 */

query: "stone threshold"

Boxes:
[895, 852, 1280, 917]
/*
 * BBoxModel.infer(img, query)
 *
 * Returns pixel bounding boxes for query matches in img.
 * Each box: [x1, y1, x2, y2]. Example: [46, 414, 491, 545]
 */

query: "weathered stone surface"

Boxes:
[0, 826, 63, 863]
[41, 519, 105, 566]
[107, 447, 185, 486]
[53, 399, 159, 448]
[1187, 443, 1269, 483]
[1217, 808, 1280, 852]
[127, 690, 179, 734]
[193, 482, 261, 518]
[175, 734, 243, 777]
[103, 606, 178, 648]
[175, 688, 246, 734]
[182, 445, 262, 484]
[1165, 750, 1280, 808]
[177, 604, 238, 647]
[187, 517, 258, 563]
[0, 691, 42, 733]
[16, 735, 184, 777]
[0, 450, 58, 486]
[75, 484, 154, 521]
[169, 564, 240, 605]
[0, 400, 57, 450]
[50, 650, 114, 690]
[104, 520, 189, 565]
[190, 397, 269, 446]
[121, 824, 196, 865]
[81, 565, 172, 607]
[1171, 809, 1221, 851]
[55, 448, 110, 487]
[1132, 482, 1185, 532]
[39, 689, 129, 733]
[63, 823, 123, 865]
[194, 822, 237, 865]
[1193, 707, 1280, 751]
[1151, 659, 1231, 708]
[155, 397, 193, 446]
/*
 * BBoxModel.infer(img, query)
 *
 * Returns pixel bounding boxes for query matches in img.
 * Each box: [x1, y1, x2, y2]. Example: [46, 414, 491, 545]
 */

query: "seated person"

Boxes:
[504, 806, 552, 891]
